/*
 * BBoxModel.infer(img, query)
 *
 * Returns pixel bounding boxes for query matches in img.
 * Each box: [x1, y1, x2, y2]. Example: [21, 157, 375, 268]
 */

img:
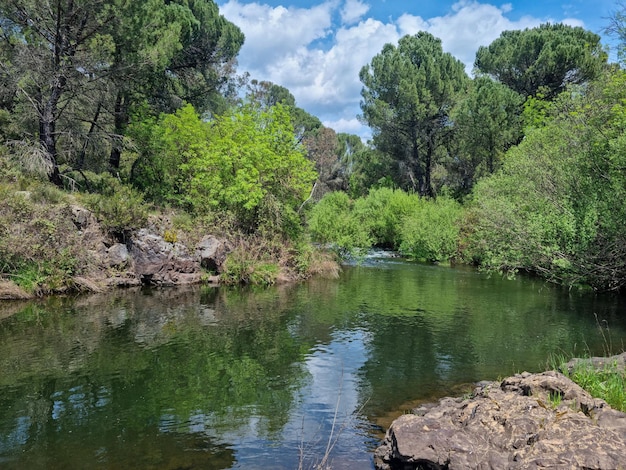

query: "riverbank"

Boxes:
[375, 353, 626, 470]
[0, 181, 339, 300]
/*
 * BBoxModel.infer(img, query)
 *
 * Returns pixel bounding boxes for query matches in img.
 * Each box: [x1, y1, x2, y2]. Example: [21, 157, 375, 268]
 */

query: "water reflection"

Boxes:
[1, 261, 626, 469]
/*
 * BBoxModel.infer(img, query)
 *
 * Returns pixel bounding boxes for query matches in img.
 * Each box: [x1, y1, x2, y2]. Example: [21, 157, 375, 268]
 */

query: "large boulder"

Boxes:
[195, 235, 232, 273]
[130, 229, 202, 286]
[375, 370, 626, 470]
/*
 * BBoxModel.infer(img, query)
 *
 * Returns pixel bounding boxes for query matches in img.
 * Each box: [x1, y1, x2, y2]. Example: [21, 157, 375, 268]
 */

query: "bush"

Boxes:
[0, 189, 83, 295]
[352, 187, 415, 247]
[82, 183, 149, 237]
[398, 197, 462, 262]
[307, 191, 371, 254]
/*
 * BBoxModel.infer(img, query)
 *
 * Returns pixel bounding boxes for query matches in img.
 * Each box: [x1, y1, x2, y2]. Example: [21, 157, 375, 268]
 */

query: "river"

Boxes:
[1, 257, 626, 469]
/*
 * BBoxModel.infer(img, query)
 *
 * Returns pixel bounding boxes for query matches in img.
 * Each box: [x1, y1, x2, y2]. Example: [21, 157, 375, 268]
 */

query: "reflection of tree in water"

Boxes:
[0, 286, 311, 469]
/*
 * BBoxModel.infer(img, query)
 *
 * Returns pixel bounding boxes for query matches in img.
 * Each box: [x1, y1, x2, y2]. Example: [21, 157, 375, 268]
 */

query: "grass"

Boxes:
[549, 351, 626, 412]
[566, 361, 626, 412]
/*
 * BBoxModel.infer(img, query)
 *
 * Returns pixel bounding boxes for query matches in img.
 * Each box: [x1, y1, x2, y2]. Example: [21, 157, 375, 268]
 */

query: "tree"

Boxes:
[245, 79, 322, 141]
[107, 0, 244, 171]
[131, 103, 317, 236]
[359, 32, 469, 196]
[449, 76, 523, 195]
[466, 68, 626, 291]
[0, 0, 119, 184]
[474, 23, 606, 99]
[303, 126, 344, 199]
[0, 0, 244, 182]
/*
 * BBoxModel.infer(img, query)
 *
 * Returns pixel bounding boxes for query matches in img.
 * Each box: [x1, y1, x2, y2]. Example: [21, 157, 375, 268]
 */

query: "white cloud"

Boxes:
[219, 0, 585, 138]
[340, 0, 370, 25]
[219, 0, 335, 69]
[398, 1, 543, 73]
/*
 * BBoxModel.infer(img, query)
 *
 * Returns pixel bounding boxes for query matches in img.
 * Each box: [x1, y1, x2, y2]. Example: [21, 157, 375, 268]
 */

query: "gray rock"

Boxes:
[196, 235, 231, 273]
[564, 352, 626, 374]
[70, 205, 96, 230]
[106, 243, 129, 268]
[130, 229, 202, 286]
[375, 370, 626, 470]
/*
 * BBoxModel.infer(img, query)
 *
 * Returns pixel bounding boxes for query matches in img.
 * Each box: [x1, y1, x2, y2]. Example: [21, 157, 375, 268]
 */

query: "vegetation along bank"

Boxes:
[2, 1, 626, 296]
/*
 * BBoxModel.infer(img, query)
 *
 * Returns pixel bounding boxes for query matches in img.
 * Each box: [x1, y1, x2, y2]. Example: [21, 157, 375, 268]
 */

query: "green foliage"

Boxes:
[132, 102, 316, 237]
[450, 76, 524, 196]
[466, 68, 626, 291]
[568, 363, 626, 412]
[475, 23, 606, 99]
[308, 189, 463, 263]
[360, 32, 469, 196]
[307, 191, 372, 254]
[398, 197, 462, 262]
[352, 188, 414, 247]
[82, 182, 149, 237]
[0, 186, 83, 294]
[185, 104, 316, 226]
[130, 104, 209, 206]
[552, 354, 626, 413]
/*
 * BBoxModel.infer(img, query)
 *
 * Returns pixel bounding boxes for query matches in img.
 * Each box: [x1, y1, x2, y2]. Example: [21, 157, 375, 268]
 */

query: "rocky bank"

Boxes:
[375, 366, 626, 470]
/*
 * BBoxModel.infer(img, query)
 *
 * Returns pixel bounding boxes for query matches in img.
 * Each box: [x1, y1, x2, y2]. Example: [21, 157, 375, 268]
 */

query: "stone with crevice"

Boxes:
[374, 369, 626, 470]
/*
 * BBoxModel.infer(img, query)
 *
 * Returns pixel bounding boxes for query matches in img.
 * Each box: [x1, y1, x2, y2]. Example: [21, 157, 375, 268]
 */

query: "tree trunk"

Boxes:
[39, 76, 66, 187]
[109, 91, 129, 171]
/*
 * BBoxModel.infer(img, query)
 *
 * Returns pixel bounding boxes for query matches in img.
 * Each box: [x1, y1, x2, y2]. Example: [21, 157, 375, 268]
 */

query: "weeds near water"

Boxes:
[568, 361, 626, 412]
[547, 316, 626, 412]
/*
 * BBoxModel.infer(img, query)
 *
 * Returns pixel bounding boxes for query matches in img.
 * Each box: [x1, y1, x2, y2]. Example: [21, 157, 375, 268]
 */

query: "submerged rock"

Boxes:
[374, 370, 626, 470]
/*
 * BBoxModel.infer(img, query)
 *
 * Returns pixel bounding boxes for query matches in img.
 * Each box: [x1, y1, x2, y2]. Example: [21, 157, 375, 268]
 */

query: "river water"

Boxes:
[1, 257, 626, 469]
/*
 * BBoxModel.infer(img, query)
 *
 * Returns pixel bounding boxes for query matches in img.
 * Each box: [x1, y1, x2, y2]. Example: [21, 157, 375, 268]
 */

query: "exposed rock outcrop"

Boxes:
[564, 352, 626, 374]
[196, 235, 232, 273]
[130, 228, 203, 286]
[375, 371, 626, 470]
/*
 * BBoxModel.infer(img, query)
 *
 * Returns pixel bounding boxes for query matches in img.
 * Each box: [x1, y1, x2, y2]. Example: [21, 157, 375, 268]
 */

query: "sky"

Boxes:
[216, 0, 619, 139]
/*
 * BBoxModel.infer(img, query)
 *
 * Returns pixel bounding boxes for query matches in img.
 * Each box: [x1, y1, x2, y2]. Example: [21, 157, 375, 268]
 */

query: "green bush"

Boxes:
[307, 191, 371, 254]
[398, 197, 462, 262]
[352, 187, 415, 247]
[220, 244, 279, 286]
[82, 184, 149, 237]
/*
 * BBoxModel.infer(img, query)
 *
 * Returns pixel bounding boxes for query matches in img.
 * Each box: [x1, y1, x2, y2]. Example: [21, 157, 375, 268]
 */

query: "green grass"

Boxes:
[567, 362, 626, 412]
[550, 354, 626, 412]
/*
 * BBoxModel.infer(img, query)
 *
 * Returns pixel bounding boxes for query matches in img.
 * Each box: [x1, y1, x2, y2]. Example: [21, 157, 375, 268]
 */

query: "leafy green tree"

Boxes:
[450, 76, 523, 195]
[360, 32, 469, 196]
[132, 103, 316, 236]
[0, 0, 243, 182]
[474, 23, 606, 99]
[245, 79, 322, 141]
[107, 0, 244, 171]
[466, 68, 626, 291]
[0, 0, 119, 184]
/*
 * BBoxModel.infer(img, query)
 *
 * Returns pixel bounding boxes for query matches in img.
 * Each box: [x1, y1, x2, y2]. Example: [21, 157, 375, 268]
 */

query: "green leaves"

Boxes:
[131, 103, 316, 237]
[466, 68, 626, 291]
[475, 23, 606, 99]
[360, 32, 469, 196]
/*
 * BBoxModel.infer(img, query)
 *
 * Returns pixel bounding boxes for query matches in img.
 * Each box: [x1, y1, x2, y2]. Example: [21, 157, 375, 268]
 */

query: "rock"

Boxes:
[70, 205, 96, 230]
[196, 235, 231, 273]
[106, 243, 129, 268]
[130, 229, 202, 286]
[564, 352, 626, 374]
[375, 370, 626, 470]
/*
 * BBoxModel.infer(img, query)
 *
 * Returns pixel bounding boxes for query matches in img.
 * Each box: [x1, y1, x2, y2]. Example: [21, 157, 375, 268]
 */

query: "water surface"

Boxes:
[1, 259, 625, 469]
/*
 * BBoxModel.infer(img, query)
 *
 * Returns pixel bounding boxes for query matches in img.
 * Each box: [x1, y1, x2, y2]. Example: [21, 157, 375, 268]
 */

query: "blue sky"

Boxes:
[217, 0, 619, 139]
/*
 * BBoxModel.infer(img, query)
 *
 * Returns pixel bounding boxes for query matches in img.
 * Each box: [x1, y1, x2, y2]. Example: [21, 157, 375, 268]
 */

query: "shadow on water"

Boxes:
[1, 259, 626, 469]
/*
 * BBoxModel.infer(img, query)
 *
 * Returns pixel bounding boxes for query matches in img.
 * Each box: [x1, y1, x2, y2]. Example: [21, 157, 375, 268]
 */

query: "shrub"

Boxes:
[307, 191, 371, 254]
[82, 184, 149, 237]
[352, 187, 415, 247]
[398, 197, 462, 262]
